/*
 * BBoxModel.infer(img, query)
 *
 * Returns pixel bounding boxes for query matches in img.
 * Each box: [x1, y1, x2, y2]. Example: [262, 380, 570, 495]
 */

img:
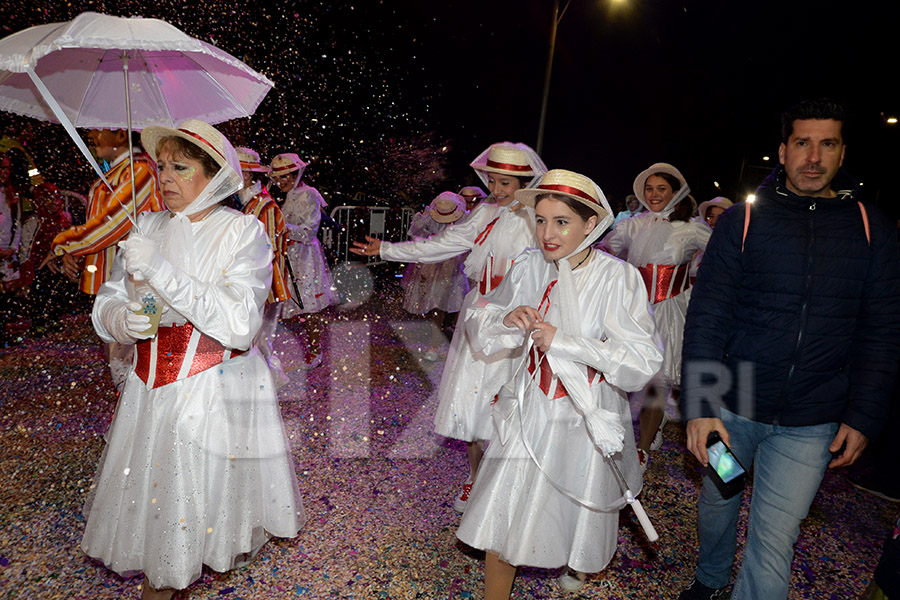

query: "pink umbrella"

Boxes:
[0, 11, 274, 223]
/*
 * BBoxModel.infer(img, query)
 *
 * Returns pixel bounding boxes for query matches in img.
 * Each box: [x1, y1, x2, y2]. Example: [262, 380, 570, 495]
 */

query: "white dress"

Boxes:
[456, 250, 661, 572]
[280, 183, 338, 316]
[603, 213, 710, 385]
[380, 201, 536, 441]
[400, 212, 470, 314]
[83, 208, 306, 590]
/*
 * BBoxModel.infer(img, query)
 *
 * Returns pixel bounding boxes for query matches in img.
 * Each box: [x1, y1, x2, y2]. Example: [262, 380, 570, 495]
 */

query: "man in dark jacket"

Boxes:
[678, 99, 900, 600]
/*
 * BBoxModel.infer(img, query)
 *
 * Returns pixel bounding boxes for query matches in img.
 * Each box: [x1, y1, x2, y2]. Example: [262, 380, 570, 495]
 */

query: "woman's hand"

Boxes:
[349, 235, 382, 257]
[117, 234, 168, 279]
[503, 305, 543, 331]
[531, 321, 556, 352]
[122, 301, 154, 341]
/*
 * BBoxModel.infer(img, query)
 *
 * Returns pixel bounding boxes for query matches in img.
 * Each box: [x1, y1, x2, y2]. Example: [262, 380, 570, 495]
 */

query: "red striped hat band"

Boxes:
[485, 159, 533, 172]
[538, 183, 599, 205]
[178, 129, 225, 161]
[271, 166, 299, 176]
[240, 161, 264, 170]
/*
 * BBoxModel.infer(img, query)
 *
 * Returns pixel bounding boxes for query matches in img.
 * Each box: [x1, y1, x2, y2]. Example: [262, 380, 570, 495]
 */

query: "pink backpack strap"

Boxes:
[857, 201, 871, 245]
[741, 201, 751, 252]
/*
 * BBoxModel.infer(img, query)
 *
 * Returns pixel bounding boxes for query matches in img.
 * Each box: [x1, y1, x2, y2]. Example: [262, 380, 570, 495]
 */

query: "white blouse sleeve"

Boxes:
[547, 260, 662, 392]
[464, 251, 539, 355]
[601, 217, 634, 257]
[92, 254, 137, 345]
[380, 203, 493, 264]
[138, 218, 272, 350]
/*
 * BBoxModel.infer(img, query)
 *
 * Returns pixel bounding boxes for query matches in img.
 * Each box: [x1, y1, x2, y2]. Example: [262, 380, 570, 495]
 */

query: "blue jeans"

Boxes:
[695, 409, 838, 599]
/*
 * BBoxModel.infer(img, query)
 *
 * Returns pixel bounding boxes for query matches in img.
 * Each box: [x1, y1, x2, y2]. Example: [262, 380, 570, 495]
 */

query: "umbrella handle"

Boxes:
[626, 493, 659, 543]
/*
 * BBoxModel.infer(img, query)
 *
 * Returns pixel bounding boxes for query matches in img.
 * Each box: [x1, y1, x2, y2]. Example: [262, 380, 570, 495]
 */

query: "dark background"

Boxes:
[2, 0, 897, 216]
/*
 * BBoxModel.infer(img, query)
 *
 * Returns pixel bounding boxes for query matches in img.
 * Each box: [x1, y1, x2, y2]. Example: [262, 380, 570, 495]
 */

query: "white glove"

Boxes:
[123, 301, 154, 340]
[117, 234, 169, 280]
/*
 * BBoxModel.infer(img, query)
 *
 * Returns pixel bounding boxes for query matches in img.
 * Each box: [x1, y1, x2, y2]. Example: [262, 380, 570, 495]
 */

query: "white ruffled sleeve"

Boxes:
[92, 255, 136, 345]
[464, 251, 539, 355]
[141, 217, 272, 350]
[380, 203, 494, 264]
[547, 260, 662, 392]
[601, 216, 635, 257]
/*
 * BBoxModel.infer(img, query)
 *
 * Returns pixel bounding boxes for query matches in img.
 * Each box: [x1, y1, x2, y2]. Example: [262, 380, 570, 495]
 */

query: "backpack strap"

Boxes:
[741, 201, 751, 252]
[857, 201, 871, 245]
[741, 200, 871, 253]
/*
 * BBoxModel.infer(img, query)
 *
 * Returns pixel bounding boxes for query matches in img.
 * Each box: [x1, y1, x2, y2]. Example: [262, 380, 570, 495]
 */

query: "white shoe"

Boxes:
[558, 570, 586, 592]
[638, 448, 650, 473]
[452, 477, 474, 514]
[649, 411, 669, 451]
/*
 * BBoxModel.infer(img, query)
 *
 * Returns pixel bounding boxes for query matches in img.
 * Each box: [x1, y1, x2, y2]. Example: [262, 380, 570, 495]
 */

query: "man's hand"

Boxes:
[828, 424, 868, 468]
[686, 417, 730, 467]
[61, 252, 83, 281]
[41, 251, 60, 273]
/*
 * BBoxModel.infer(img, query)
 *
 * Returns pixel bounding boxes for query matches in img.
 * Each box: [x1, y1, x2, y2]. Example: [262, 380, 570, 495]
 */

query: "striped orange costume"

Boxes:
[243, 189, 290, 304]
[51, 153, 163, 294]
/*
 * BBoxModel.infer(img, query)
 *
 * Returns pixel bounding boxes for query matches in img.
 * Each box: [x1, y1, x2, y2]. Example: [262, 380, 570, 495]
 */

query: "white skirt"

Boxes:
[432, 289, 523, 442]
[282, 239, 338, 316]
[401, 257, 469, 315]
[650, 289, 690, 387]
[456, 383, 641, 572]
[80, 351, 306, 590]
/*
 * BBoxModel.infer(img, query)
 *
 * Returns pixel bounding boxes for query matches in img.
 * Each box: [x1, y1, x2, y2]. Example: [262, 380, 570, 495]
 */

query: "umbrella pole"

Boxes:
[606, 454, 659, 542]
[123, 53, 141, 234]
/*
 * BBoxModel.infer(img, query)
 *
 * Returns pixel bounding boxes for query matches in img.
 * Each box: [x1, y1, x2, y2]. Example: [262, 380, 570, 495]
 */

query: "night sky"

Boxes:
[1, 0, 897, 215]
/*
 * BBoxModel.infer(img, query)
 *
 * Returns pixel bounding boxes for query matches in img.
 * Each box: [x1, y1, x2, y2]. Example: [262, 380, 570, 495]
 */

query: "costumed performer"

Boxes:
[237, 146, 291, 388]
[400, 191, 470, 361]
[47, 129, 163, 390]
[269, 152, 338, 369]
[82, 119, 305, 600]
[457, 169, 661, 598]
[602, 163, 711, 470]
[351, 142, 547, 512]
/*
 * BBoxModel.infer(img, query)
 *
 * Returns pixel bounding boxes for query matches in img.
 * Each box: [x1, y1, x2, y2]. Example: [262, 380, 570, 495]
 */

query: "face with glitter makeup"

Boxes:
[534, 196, 597, 263]
[156, 148, 212, 213]
[487, 174, 522, 206]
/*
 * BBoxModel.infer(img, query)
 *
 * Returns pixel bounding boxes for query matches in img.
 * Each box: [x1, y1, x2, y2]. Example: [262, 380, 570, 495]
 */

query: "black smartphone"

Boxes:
[705, 431, 747, 498]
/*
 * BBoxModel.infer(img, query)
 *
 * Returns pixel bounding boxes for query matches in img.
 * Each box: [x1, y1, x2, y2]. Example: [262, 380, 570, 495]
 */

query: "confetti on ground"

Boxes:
[0, 275, 895, 599]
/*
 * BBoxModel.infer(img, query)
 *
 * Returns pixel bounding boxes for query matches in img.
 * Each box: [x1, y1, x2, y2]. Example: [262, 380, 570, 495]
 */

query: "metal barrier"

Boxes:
[324, 203, 415, 266]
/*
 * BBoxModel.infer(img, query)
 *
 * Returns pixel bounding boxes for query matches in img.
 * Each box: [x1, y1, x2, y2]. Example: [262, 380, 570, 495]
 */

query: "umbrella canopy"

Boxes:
[0, 11, 274, 129]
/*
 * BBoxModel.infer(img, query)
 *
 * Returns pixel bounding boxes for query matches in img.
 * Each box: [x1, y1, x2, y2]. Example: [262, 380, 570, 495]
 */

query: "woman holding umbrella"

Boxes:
[456, 170, 661, 598]
[83, 119, 305, 599]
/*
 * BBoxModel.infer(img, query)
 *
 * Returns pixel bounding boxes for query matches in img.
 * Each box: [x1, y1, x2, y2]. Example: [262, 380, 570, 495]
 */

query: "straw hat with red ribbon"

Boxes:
[235, 147, 270, 173]
[269, 153, 308, 180]
[429, 191, 466, 224]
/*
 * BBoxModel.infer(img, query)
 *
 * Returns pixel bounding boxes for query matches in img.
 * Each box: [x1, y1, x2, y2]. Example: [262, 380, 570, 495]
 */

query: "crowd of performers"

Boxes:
[1, 99, 899, 600]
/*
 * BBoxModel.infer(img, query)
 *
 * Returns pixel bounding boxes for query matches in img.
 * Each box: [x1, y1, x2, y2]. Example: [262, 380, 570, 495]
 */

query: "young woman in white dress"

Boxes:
[84, 120, 305, 600]
[456, 169, 661, 598]
[351, 142, 547, 512]
[602, 163, 710, 469]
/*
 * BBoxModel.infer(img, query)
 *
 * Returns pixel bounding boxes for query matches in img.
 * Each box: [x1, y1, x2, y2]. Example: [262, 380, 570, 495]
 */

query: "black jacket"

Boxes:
[680, 167, 900, 440]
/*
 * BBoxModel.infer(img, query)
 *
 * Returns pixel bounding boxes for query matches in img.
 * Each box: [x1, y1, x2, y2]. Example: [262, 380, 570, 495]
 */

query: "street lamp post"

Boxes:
[536, 0, 571, 155]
